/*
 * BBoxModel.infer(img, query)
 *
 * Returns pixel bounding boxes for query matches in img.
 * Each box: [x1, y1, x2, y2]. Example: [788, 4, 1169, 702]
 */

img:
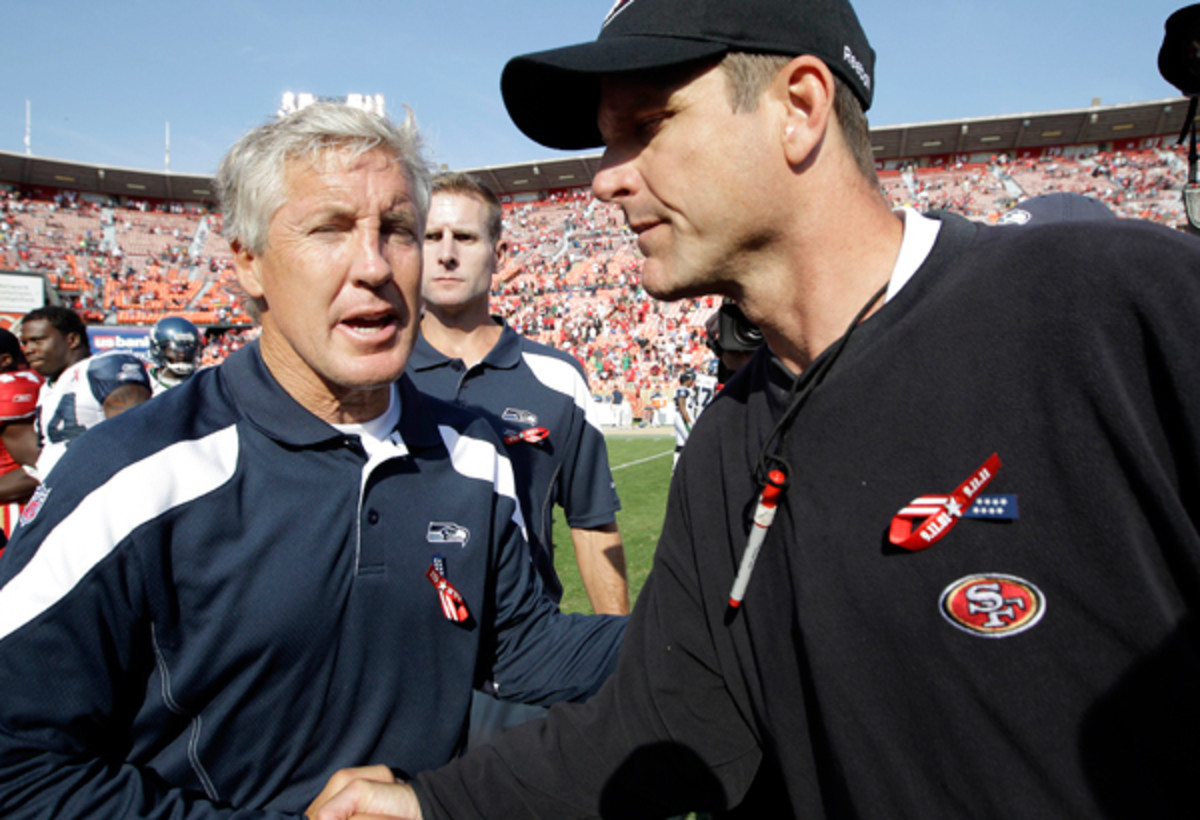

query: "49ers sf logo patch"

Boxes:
[939, 573, 1045, 638]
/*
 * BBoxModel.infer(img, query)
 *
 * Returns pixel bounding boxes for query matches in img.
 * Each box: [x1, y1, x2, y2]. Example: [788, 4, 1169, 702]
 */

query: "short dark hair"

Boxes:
[22, 305, 91, 355]
[0, 328, 26, 368]
[430, 172, 504, 245]
[720, 52, 878, 185]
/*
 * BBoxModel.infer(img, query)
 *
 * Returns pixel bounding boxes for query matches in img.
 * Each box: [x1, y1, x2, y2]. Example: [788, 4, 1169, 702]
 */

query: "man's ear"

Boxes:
[493, 239, 508, 272]
[777, 55, 836, 168]
[231, 239, 265, 300]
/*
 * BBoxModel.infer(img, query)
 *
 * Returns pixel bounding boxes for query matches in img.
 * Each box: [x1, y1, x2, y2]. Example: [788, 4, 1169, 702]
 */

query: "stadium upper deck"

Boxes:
[0, 97, 1195, 414]
[0, 97, 1191, 205]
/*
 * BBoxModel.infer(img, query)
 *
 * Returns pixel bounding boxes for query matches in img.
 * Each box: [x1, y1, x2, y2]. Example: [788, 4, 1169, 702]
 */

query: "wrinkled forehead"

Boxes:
[269, 148, 421, 239]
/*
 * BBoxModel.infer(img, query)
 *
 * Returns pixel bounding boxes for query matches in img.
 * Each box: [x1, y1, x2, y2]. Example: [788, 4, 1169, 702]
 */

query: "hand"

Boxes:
[305, 765, 423, 820]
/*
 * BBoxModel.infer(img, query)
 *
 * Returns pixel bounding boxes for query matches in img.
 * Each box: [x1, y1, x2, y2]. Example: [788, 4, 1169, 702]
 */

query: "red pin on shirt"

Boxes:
[504, 426, 550, 446]
[889, 453, 1002, 551]
[426, 564, 469, 623]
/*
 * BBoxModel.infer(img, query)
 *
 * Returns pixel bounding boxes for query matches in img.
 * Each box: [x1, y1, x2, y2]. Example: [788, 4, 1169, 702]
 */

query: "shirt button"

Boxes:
[367, 510, 380, 525]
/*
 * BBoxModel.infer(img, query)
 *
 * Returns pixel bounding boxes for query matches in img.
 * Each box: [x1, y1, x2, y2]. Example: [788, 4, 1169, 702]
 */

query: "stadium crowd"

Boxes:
[0, 144, 1191, 417]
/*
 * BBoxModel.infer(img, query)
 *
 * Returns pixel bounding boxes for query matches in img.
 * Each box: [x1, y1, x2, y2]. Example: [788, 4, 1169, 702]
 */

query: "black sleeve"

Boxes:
[412, 475, 764, 818]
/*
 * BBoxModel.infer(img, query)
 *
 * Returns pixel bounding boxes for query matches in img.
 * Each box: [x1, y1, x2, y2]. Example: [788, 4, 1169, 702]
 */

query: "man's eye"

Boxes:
[635, 115, 667, 141]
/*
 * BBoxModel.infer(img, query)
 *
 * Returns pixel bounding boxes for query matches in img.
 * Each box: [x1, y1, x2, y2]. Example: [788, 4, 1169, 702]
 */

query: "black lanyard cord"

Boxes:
[752, 282, 889, 492]
[727, 282, 890, 617]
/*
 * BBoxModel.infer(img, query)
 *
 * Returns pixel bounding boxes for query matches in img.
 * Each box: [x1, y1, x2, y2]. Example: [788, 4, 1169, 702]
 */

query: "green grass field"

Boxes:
[555, 431, 675, 615]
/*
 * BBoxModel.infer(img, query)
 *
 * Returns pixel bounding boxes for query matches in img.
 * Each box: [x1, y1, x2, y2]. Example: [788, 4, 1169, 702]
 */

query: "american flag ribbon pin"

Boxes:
[888, 454, 1015, 551]
[426, 554, 470, 623]
[504, 426, 550, 446]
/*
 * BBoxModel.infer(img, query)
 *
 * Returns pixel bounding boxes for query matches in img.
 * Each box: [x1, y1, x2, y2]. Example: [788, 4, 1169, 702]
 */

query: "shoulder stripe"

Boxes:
[521, 352, 598, 430]
[0, 425, 240, 642]
[436, 424, 528, 541]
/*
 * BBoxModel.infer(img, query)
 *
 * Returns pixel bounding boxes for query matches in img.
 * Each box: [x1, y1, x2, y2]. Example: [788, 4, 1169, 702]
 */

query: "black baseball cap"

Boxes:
[1159, 4, 1200, 96]
[501, 0, 876, 150]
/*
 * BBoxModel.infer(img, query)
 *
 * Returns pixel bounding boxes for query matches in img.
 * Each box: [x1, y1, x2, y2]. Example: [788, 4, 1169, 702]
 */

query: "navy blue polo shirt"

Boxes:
[408, 321, 620, 602]
[0, 340, 624, 817]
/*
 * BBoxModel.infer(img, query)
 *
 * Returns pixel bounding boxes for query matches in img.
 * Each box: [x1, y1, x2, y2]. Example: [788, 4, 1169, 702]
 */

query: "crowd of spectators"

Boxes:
[885, 147, 1188, 224]
[1, 189, 250, 327]
[0, 144, 1192, 420]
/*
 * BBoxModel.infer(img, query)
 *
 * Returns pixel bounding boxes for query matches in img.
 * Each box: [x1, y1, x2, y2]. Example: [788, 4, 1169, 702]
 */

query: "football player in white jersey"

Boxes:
[694, 361, 718, 413]
[20, 306, 152, 479]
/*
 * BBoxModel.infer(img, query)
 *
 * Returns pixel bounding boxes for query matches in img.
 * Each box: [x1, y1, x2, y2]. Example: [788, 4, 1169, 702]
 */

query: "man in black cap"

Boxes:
[311, 1, 1200, 817]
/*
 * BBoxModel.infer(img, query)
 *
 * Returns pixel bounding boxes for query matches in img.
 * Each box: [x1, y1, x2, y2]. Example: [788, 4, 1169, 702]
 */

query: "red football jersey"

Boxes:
[0, 369, 43, 475]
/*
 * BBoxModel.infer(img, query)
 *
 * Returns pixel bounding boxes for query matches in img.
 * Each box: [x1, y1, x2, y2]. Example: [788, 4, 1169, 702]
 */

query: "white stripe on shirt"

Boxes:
[522, 352, 593, 418]
[437, 425, 528, 541]
[0, 425, 240, 641]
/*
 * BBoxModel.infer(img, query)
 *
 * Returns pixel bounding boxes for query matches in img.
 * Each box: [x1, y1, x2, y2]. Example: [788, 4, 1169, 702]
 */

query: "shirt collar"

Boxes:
[221, 340, 440, 451]
[409, 317, 523, 371]
[885, 207, 942, 303]
[394, 374, 442, 451]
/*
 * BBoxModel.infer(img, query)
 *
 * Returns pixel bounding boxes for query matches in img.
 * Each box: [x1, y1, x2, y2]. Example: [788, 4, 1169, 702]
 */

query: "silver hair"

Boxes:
[216, 102, 432, 256]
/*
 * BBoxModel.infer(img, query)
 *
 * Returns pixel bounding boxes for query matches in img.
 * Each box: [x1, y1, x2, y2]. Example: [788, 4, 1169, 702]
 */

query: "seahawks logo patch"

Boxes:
[502, 408, 537, 426]
[997, 209, 1032, 226]
[427, 521, 470, 546]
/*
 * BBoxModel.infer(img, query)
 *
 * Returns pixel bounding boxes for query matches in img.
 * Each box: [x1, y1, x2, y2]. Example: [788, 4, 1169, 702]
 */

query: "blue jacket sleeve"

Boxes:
[558, 364, 621, 531]
[480, 485, 626, 706]
[0, 486, 298, 819]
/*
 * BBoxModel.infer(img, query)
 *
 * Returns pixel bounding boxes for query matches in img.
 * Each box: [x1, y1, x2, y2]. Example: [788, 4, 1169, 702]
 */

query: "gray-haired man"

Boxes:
[0, 103, 623, 818]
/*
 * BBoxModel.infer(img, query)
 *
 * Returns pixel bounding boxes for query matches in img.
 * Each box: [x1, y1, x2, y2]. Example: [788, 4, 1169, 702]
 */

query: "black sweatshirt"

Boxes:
[414, 213, 1200, 818]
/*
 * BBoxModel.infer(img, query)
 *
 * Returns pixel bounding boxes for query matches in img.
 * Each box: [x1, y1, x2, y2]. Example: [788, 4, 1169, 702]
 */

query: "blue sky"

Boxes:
[3, 1, 1189, 176]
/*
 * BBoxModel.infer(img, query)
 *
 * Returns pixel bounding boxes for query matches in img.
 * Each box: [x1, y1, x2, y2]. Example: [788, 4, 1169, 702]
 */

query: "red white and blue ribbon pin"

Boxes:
[504, 426, 550, 446]
[888, 453, 1017, 551]
[426, 553, 470, 623]
[728, 469, 787, 608]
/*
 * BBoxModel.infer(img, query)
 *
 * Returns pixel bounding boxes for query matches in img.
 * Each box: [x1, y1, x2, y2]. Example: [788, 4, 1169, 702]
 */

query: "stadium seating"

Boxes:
[0, 144, 1190, 407]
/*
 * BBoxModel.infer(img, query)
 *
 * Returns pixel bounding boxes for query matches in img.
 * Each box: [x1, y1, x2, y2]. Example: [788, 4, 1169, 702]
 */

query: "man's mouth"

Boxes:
[627, 219, 667, 253]
[628, 219, 661, 236]
[342, 312, 397, 335]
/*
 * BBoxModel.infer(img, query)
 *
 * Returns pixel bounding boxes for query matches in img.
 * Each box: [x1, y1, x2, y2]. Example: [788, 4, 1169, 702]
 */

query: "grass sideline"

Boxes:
[555, 431, 675, 615]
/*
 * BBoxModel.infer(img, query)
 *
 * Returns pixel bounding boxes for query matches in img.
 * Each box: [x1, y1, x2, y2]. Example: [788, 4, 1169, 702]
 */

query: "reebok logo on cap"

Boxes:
[843, 45, 871, 91]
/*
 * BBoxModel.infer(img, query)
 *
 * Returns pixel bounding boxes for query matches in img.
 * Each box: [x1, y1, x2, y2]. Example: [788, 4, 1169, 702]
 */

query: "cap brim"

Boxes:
[502, 37, 728, 150]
